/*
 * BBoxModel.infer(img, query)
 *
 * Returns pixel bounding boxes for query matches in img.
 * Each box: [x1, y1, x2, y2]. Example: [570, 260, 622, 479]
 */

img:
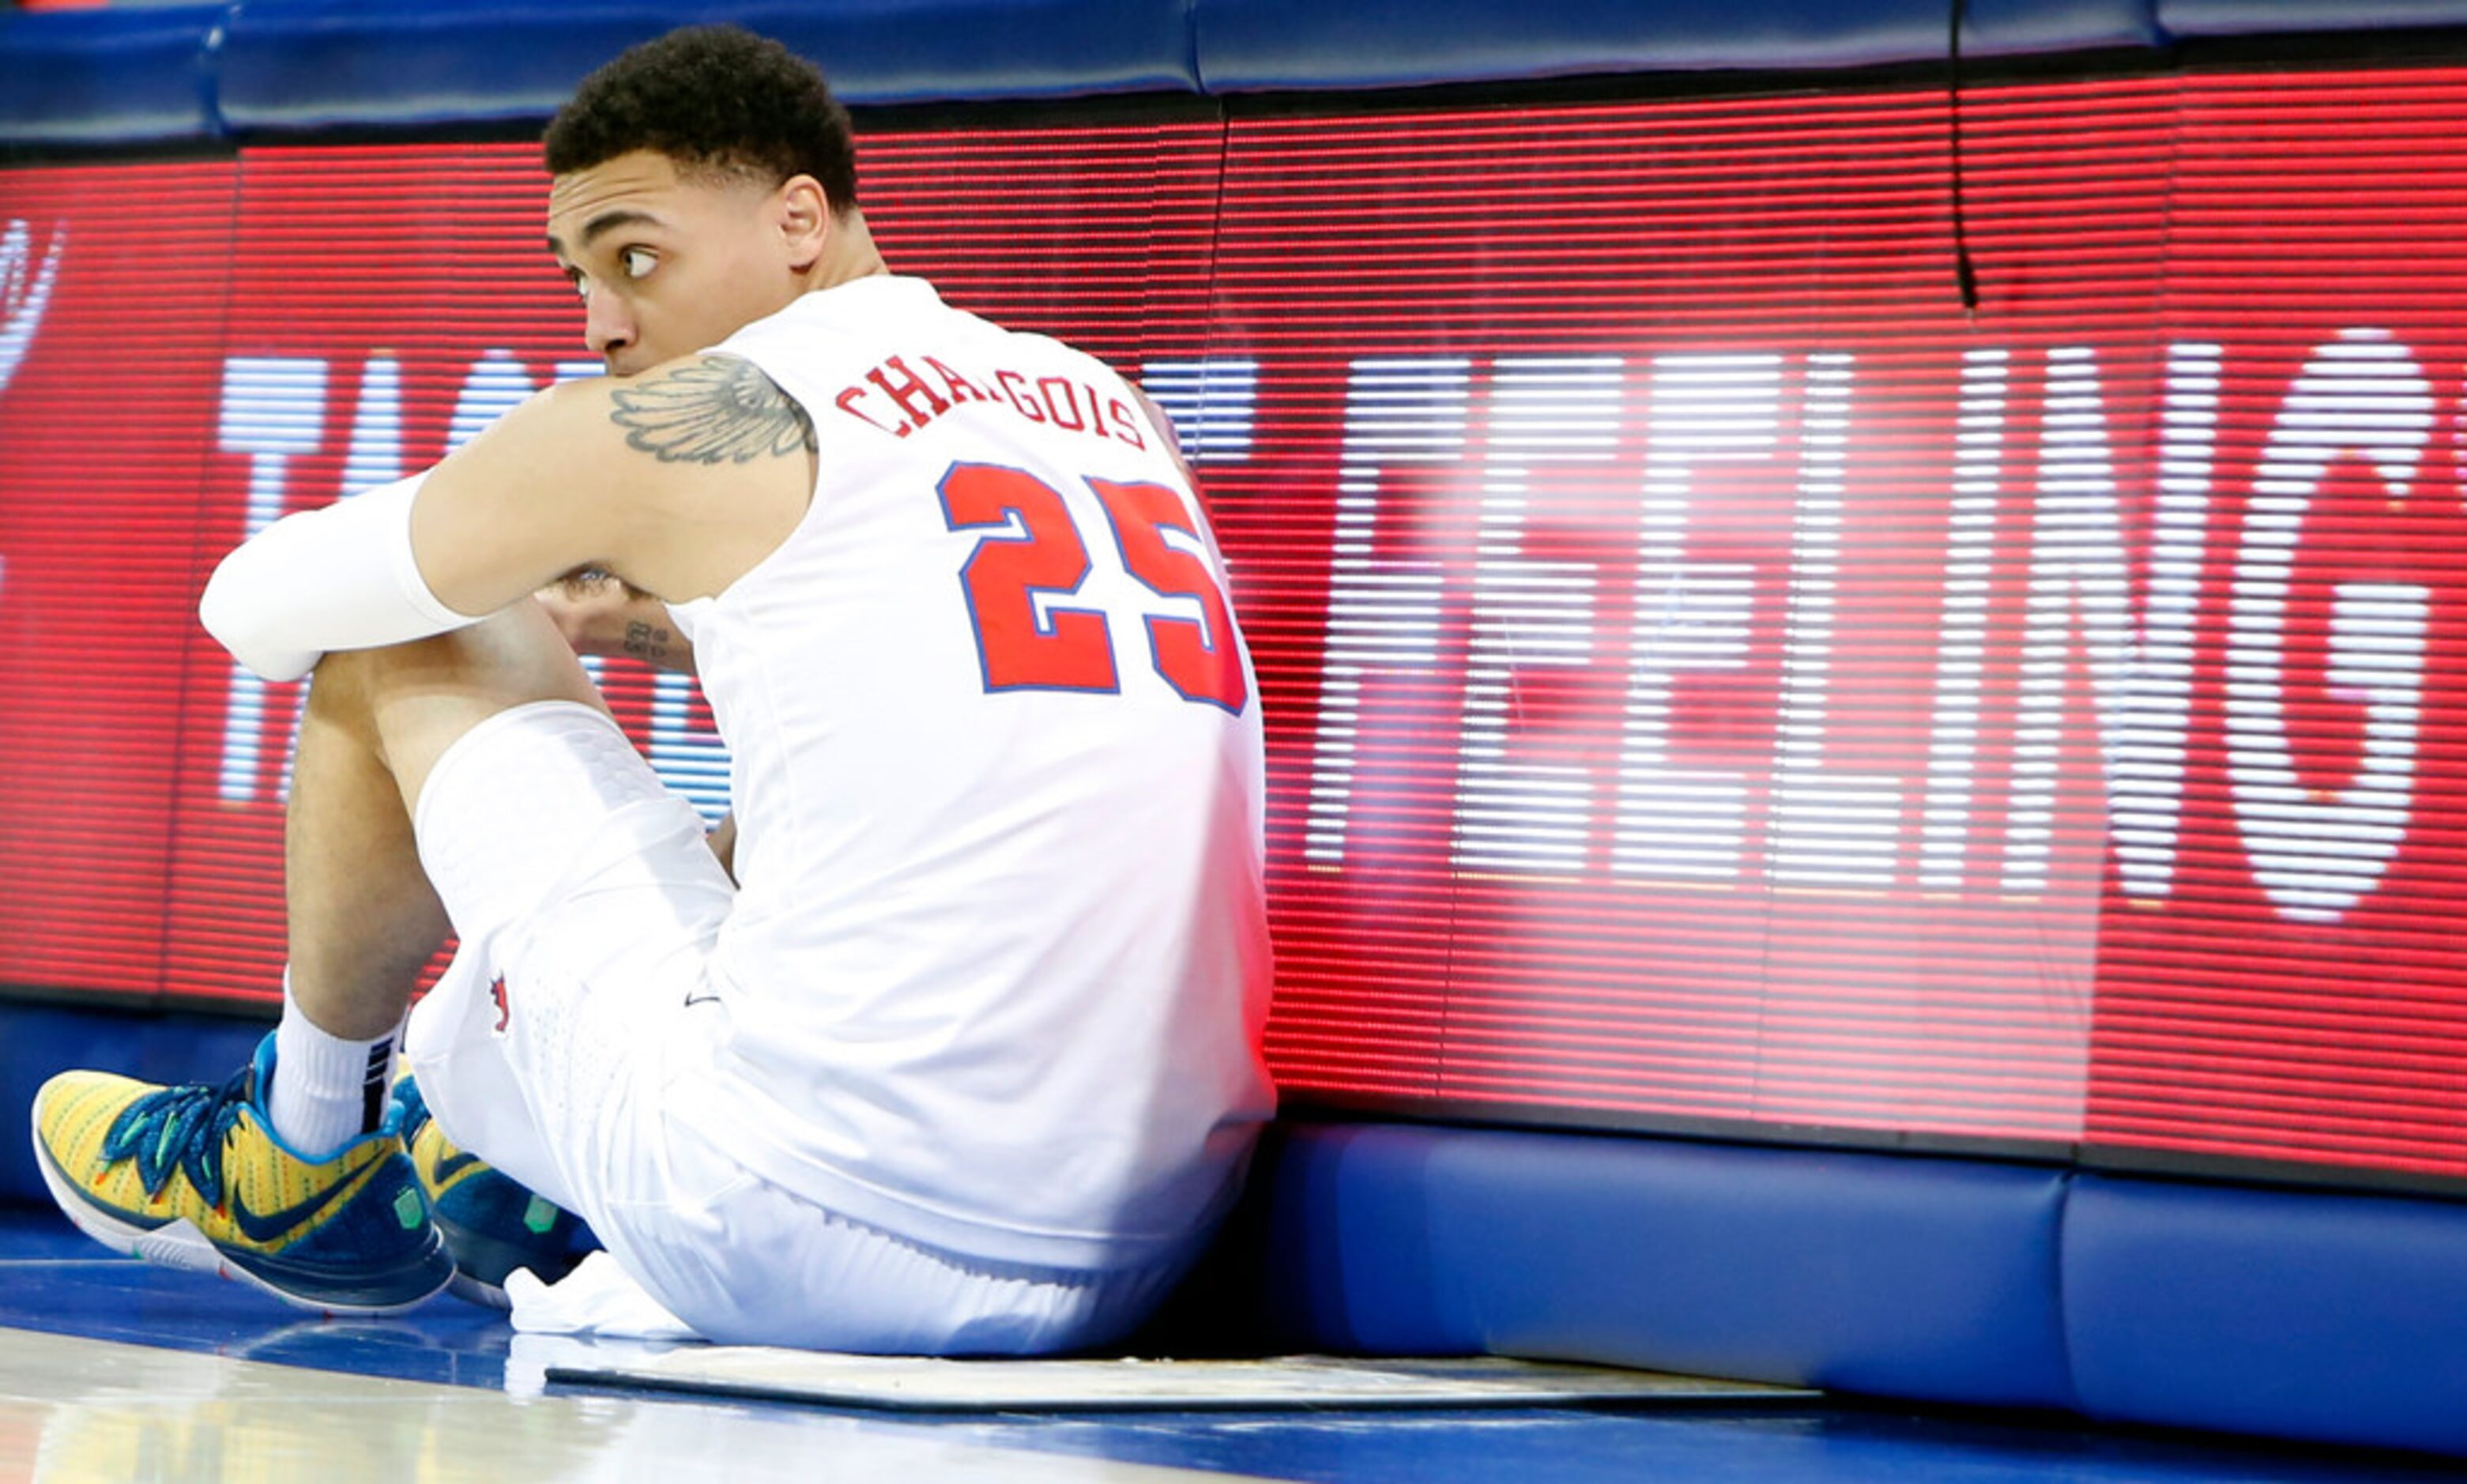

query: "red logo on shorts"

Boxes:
[491, 976, 510, 1033]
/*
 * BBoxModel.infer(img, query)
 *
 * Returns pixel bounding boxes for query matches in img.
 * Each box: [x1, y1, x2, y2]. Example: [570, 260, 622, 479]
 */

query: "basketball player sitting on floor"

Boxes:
[32, 23, 1275, 1353]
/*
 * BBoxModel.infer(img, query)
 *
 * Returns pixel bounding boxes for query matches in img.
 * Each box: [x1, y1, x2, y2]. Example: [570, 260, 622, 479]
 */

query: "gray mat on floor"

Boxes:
[548, 1349, 1821, 1411]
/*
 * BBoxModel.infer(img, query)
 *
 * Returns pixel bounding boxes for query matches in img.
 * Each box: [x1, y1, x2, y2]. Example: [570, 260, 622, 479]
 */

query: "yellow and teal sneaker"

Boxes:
[393, 1075, 597, 1309]
[30, 1034, 454, 1315]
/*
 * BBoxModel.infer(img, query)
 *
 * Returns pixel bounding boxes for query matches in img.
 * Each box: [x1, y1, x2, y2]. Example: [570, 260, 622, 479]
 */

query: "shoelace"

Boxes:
[98, 1066, 254, 1206]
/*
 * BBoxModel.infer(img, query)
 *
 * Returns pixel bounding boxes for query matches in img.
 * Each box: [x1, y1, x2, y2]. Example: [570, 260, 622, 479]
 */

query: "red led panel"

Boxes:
[1212, 70, 2467, 1181]
[0, 125, 1223, 1006]
[1213, 85, 2168, 1137]
[0, 161, 237, 996]
[2081, 70, 2467, 1179]
[160, 145, 595, 1002]
[859, 119, 1222, 371]
[4, 71, 2467, 1191]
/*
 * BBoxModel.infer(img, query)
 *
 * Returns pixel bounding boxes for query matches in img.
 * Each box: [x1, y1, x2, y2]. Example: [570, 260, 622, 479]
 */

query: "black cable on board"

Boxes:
[1949, 0, 1982, 316]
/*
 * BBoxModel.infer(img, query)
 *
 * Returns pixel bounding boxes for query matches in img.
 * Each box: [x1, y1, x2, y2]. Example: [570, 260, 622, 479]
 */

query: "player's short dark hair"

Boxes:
[544, 24, 860, 214]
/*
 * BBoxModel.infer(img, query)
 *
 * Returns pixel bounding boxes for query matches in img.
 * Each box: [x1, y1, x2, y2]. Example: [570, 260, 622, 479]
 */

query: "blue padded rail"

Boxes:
[1964, 0, 2164, 56]
[1190, 0, 1952, 93]
[722, 0, 1200, 105]
[15, 0, 2467, 150]
[1250, 1123, 2077, 1410]
[2063, 1174, 2467, 1457]
[2160, 0, 2467, 37]
[0, 4, 225, 149]
[213, 1, 685, 135]
[214, 0, 1202, 136]
[0, 0, 2289, 149]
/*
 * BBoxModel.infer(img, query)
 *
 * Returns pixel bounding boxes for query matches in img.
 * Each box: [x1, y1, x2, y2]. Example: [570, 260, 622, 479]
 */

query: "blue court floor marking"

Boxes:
[1, 1206, 2454, 1483]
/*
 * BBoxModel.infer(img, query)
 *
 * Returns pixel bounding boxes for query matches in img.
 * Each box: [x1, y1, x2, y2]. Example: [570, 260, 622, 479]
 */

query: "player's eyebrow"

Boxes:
[545, 208, 664, 258]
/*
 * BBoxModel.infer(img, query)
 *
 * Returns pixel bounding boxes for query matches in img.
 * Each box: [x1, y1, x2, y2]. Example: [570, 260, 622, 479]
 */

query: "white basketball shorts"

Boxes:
[398, 699, 1181, 1352]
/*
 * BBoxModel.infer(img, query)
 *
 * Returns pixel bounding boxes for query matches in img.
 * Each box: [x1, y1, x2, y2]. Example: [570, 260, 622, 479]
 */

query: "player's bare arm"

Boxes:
[537, 570, 699, 673]
[199, 352, 816, 683]
[416, 353, 817, 613]
[532, 360, 829, 672]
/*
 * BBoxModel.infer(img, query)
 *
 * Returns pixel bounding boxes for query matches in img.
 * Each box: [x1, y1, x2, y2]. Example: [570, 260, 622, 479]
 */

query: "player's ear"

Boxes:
[778, 175, 830, 270]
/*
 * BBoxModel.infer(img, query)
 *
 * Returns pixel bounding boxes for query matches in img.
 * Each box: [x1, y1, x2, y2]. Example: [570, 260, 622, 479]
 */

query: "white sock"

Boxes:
[267, 973, 399, 1160]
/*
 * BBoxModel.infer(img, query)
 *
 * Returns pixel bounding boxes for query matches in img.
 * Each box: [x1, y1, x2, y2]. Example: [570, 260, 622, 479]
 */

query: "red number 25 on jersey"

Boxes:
[937, 461, 1249, 715]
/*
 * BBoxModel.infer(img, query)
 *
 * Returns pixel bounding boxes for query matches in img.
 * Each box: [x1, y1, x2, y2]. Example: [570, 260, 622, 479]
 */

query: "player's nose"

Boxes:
[586, 292, 635, 365]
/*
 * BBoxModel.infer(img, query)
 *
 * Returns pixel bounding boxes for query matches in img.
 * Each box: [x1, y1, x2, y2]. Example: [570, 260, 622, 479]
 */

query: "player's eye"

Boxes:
[565, 268, 589, 302]
[620, 247, 657, 280]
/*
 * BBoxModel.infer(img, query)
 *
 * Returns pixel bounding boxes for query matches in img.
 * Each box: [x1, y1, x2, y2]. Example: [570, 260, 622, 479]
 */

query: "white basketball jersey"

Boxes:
[665, 275, 1276, 1271]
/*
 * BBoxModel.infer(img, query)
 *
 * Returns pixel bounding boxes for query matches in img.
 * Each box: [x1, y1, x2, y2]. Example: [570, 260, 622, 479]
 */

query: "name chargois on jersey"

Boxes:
[830, 350, 1154, 450]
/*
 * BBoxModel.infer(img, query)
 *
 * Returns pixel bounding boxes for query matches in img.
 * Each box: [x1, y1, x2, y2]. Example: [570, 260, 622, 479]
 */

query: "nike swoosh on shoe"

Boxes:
[229, 1161, 379, 1246]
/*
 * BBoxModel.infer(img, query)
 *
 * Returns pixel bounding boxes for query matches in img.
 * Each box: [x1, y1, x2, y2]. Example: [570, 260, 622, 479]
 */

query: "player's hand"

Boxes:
[536, 570, 697, 674]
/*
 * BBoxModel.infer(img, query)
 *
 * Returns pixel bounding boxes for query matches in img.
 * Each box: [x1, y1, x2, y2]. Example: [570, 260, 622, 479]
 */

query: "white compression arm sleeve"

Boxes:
[198, 473, 484, 683]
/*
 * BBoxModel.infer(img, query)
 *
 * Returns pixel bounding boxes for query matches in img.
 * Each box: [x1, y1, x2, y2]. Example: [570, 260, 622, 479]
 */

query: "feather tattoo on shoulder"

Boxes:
[608, 357, 816, 465]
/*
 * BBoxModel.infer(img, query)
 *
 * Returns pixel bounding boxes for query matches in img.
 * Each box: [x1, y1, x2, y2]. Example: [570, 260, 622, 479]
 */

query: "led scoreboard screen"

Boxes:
[4, 66, 2467, 1193]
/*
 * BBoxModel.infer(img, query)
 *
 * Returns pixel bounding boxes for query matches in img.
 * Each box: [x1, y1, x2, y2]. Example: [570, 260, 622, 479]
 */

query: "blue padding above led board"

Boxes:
[0, 5, 224, 149]
[0, 0, 2260, 147]
[1190, 0, 1949, 92]
[2160, 0, 2467, 38]
[212, 0, 1203, 134]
